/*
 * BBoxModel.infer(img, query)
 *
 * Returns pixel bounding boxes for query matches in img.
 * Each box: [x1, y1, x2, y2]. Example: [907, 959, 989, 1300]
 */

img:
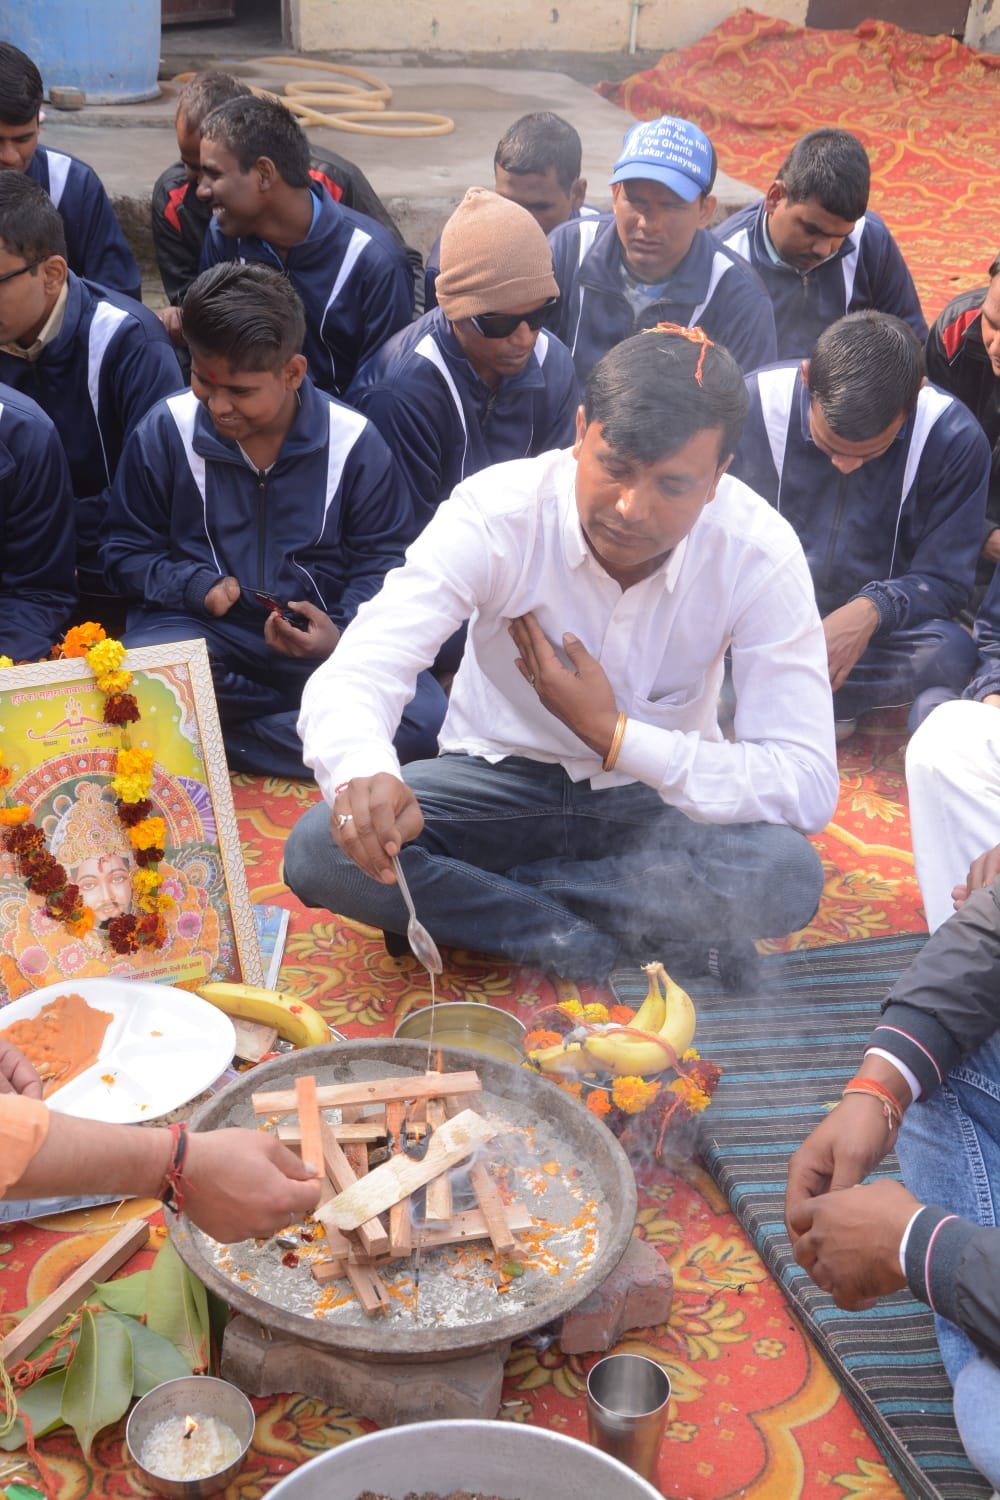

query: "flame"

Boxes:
[183, 1415, 198, 1439]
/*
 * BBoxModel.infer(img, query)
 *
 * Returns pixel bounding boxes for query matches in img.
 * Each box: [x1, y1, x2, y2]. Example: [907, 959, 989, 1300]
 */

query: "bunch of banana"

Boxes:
[529, 962, 696, 1080]
[196, 981, 333, 1049]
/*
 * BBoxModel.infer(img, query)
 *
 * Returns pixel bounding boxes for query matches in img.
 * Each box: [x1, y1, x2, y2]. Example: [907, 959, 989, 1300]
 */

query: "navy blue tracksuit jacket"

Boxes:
[0, 383, 76, 658]
[201, 184, 412, 398]
[546, 214, 777, 381]
[27, 144, 141, 302]
[348, 307, 580, 528]
[717, 201, 926, 359]
[730, 364, 990, 631]
[0, 275, 183, 584]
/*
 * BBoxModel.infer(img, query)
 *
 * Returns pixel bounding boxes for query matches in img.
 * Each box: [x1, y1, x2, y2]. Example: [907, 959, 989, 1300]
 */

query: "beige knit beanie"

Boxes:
[435, 186, 558, 322]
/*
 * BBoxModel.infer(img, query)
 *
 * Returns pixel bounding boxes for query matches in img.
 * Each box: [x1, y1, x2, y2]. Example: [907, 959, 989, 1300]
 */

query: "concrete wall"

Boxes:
[291, 0, 809, 56]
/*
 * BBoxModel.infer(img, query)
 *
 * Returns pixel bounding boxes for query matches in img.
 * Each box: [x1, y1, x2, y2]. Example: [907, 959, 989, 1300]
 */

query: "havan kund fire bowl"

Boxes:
[172, 1040, 637, 1369]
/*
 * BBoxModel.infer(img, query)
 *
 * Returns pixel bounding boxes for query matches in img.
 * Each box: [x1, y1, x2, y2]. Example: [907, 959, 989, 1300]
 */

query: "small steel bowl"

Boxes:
[125, 1376, 255, 1499]
[394, 1001, 526, 1065]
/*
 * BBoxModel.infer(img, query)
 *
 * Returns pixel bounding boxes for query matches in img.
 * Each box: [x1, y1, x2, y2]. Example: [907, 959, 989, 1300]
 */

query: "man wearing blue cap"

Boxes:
[547, 115, 777, 381]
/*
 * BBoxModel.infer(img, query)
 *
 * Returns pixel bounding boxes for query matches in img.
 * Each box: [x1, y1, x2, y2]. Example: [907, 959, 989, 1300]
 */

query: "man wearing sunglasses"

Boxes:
[349, 187, 579, 533]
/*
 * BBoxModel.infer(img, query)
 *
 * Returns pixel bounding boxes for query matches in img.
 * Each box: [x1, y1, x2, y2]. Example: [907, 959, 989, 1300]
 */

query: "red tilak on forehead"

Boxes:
[202, 367, 218, 382]
[646, 321, 715, 386]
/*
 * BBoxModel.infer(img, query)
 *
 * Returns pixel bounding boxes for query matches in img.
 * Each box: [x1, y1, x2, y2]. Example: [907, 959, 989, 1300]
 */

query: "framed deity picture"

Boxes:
[0, 639, 263, 998]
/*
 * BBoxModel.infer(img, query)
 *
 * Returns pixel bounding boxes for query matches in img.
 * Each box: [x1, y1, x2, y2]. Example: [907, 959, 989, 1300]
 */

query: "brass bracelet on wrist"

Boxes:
[602, 711, 628, 773]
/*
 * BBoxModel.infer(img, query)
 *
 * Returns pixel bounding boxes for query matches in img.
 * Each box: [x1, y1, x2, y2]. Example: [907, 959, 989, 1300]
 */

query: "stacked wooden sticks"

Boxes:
[251, 1070, 526, 1315]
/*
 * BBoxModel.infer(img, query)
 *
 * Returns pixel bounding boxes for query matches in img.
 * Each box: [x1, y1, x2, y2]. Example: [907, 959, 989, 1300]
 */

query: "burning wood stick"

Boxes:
[321, 1110, 498, 1232]
[385, 1101, 412, 1256]
[311, 1200, 535, 1281]
[251, 1071, 482, 1117]
[423, 1099, 453, 1229]
[315, 1118, 389, 1258]
[469, 1161, 519, 1258]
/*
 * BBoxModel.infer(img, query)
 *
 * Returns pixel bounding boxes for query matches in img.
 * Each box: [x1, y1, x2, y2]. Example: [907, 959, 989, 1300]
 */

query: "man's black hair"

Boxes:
[176, 71, 251, 132]
[584, 326, 748, 465]
[775, 129, 870, 223]
[494, 112, 583, 193]
[0, 171, 66, 260]
[808, 311, 923, 440]
[200, 95, 311, 188]
[181, 262, 306, 369]
[0, 41, 43, 126]
[989, 251, 1000, 281]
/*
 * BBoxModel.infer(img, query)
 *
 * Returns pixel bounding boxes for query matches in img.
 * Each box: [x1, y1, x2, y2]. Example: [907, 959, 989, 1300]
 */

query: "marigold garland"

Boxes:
[0, 626, 170, 954]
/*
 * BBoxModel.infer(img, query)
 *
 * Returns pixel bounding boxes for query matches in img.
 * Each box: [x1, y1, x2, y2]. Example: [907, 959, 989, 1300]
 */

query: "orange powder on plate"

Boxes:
[0, 992, 113, 1097]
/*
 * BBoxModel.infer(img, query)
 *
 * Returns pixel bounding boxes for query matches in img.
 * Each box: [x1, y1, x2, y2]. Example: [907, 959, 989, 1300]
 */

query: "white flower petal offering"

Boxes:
[141, 1413, 242, 1481]
[126, 1375, 255, 1499]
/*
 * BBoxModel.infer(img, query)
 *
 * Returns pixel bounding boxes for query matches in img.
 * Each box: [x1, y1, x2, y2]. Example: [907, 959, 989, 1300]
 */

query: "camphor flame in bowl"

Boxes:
[394, 1001, 526, 1064]
[125, 1375, 255, 1499]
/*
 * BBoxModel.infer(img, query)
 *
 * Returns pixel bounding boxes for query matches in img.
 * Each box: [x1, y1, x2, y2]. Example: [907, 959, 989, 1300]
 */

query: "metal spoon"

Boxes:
[392, 854, 443, 975]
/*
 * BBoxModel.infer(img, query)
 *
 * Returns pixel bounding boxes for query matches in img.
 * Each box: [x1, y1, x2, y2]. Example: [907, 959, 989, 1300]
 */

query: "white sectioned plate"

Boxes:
[0, 979, 236, 1123]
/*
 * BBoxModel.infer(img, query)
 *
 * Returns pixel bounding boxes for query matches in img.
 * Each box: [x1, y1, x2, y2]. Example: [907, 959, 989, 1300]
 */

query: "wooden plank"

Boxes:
[345, 1260, 390, 1315]
[316, 1118, 390, 1258]
[251, 1071, 481, 1117]
[277, 1121, 386, 1145]
[469, 1161, 518, 1257]
[385, 1101, 412, 1257]
[310, 1200, 534, 1281]
[342, 1141, 368, 1177]
[294, 1075, 324, 1177]
[423, 1100, 453, 1229]
[0, 1220, 149, 1366]
[321, 1110, 497, 1232]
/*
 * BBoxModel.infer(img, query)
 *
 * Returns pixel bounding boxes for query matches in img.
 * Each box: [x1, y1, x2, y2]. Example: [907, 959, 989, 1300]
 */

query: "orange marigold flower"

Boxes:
[557, 999, 584, 1018]
[67, 908, 96, 938]
[128, 817, 167, 851]
[581, 1002, 609, 1025]
[0, 805, 32, 826]
[523, 1028, 563, 1052]
[60, 622, 106, 658]
[608, 1004, 637, 1025]
[586, 1089, 612, 1118]
[554, 1078, 583, 1100]
[611, 1075, 661, 1115]
[0, 767, 11, 790]
[667, 1074, 712, 1115]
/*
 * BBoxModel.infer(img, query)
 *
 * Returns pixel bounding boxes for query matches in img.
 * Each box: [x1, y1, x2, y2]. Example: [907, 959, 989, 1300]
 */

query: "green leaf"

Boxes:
[60, 1309, 132, 1458]
[113, 1314, 191, 1397]
[0, 1369, 68, 1451]
[5, 1484, 48, 1500]
[145, 1239, 210, 1371]
[92, 1269, 150, 1318]
[206, 1288, 231, 1374]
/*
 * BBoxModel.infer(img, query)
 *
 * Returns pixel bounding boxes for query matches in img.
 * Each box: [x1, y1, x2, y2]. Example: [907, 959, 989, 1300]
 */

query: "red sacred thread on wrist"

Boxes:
[842, 1077, 903, 1131]
[157, 1121, 190, 1214]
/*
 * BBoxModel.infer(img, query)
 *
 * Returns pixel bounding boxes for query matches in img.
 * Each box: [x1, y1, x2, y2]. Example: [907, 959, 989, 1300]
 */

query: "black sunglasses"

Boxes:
[0, 256, 46, 287]
[470, 296, 559, 340]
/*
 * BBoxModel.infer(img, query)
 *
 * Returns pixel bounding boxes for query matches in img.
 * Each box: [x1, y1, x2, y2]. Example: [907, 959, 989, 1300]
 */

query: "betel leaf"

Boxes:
[113, 1313, 191, 1397]
[92, 1269, 150, 1318]
[60, 1308, 133, 1457]
[145, 1239, 210, 1371]
[0, 1368, 68, 1452]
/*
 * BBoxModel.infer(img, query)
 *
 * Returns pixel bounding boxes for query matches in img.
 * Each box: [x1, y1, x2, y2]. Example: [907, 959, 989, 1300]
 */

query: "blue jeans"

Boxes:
[124, 608, 447, 779]
[283, 753, 823, 981]
[833, 618, 977, 722]
[896, 1032, 1000, 1487]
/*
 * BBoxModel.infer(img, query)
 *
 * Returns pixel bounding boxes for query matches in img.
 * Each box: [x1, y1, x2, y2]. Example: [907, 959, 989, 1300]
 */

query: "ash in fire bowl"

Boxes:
[202, 1068, 604, 1331]
[176, 1041, 637, 1359]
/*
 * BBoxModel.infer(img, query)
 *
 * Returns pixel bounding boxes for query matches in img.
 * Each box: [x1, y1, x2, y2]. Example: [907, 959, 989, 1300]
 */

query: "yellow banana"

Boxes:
[630, 962, 668, 1033]
[529, 1040, 597, 1077]
[196, 981, 333, 1049]
[581, 964, 697, 1078]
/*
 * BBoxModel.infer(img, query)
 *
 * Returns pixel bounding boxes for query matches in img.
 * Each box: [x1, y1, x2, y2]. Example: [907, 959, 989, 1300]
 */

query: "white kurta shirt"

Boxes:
[298, 446, 838, 832]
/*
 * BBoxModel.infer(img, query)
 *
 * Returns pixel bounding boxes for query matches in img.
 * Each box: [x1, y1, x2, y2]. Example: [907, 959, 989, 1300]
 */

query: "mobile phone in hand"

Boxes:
[250, 589, 310, 631]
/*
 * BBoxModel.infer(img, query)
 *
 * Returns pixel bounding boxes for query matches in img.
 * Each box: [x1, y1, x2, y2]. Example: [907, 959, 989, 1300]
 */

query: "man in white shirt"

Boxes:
[286, 326, 839, 988]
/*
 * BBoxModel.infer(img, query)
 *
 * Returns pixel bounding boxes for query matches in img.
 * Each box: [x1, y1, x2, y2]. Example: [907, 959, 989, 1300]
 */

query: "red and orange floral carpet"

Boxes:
[598, 8, 1000, 326]
[0, 721, 920, 1499]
